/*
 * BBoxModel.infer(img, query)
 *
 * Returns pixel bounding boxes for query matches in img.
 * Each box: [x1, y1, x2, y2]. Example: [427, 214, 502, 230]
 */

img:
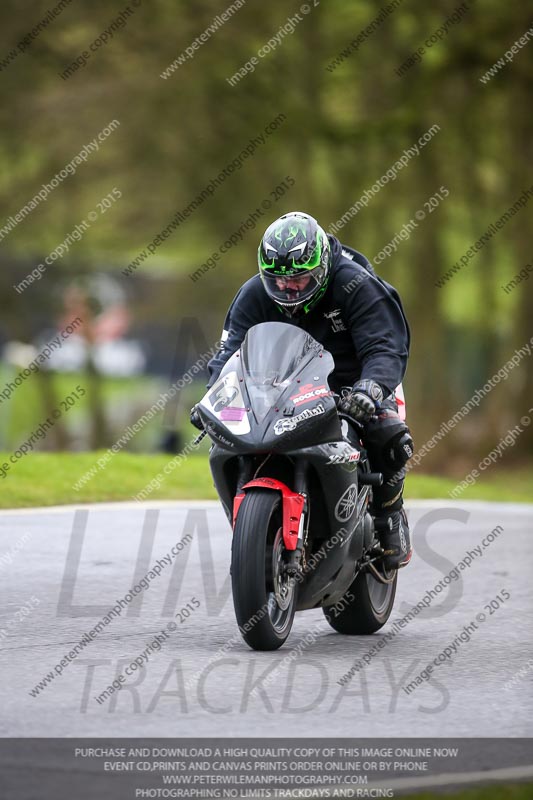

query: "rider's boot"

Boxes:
[374, 508, 412, 570]
[371, 471, 413, 570]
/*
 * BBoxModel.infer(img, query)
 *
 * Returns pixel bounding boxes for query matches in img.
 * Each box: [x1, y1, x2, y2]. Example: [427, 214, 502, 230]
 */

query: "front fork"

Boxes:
[283, 460, 308, 577]
[232, 457, 308, 576]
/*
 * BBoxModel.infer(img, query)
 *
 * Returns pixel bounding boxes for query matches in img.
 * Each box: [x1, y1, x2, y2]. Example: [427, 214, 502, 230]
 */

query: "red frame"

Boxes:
[232, 477, 305, 551]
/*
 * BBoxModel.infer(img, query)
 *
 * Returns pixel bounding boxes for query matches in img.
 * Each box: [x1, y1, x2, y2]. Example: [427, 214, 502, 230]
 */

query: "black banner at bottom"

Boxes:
[1, 738, 532, 799]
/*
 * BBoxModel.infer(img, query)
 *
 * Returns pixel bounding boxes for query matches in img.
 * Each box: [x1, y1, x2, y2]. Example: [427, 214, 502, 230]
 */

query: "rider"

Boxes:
[192, 211, 414, 569]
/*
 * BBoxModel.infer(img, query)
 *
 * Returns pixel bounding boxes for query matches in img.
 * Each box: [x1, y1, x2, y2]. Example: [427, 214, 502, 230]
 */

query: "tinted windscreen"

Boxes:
[241, 323, 329, 421]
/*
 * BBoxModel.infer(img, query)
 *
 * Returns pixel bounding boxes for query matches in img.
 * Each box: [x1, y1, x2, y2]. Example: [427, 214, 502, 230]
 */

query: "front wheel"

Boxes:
[231, 489, 298, 650]
[323, 560, 397, 635]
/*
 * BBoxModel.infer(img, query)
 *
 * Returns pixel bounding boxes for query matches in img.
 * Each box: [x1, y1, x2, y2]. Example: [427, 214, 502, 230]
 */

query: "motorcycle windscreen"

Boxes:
[240, 322, 334, 423]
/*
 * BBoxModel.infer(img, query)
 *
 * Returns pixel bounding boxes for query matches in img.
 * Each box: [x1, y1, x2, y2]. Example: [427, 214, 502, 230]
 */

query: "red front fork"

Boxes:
[232, 477, 305, 551]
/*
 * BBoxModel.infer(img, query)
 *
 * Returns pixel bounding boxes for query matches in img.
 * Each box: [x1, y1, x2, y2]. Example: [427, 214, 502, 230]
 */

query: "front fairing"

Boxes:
[198, 322, 342, 451]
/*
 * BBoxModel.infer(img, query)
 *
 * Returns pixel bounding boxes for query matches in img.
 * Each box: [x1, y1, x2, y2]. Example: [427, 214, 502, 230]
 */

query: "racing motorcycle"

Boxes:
[195, 321, 397, 651]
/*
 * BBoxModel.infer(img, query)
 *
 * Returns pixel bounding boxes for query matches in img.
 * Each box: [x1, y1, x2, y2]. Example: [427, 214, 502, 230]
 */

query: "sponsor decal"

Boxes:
[326, 449, 360, 465]
[208, 379, 238, 412]
[274, 402, 325, 436]
[220, 406, 246, 421]
[201, 371, 250, 435]
[291, 383, 330, 406]
[335, 483, 358, 522]
[207, 425, 234, 448]
[323, 308, 347, 333]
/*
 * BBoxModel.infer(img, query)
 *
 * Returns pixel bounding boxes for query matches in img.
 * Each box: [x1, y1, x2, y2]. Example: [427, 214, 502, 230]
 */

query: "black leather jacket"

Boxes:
[207, 235, 410, 397]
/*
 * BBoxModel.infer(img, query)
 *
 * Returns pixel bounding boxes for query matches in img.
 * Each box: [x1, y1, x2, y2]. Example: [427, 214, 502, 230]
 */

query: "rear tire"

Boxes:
[231, 489, 298, 650]
[323, 562, 397, 635]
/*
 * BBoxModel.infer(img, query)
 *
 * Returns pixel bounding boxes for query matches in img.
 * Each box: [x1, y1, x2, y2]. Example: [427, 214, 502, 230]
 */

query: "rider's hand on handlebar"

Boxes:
[190, 405, 204, 431]
[338, 379, 384, 424]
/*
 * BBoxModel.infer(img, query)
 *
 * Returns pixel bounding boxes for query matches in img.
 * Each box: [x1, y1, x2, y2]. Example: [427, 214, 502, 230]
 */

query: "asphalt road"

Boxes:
[1, 499, 532, 739]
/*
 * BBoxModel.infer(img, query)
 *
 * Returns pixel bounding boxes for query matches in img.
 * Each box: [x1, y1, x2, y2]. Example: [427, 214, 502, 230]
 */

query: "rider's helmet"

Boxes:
[258, 211, 332, 316]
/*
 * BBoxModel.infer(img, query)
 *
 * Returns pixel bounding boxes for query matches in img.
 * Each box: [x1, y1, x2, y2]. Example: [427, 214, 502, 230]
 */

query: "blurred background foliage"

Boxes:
[0, 0, 532, 471]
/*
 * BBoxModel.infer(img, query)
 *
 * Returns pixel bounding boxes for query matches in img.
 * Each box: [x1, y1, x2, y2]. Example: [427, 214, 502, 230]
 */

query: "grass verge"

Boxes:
[0, 453, 531, 509]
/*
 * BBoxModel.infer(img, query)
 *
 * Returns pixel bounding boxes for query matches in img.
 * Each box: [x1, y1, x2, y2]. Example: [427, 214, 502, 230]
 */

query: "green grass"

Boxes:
[404, 470, 532, 503]
[0, 367, 201, 453]
[0, 451, 213, 507]
[401, 784, 533, 799]
[0, 368, 162, 450]
[0, 452, 531, 508]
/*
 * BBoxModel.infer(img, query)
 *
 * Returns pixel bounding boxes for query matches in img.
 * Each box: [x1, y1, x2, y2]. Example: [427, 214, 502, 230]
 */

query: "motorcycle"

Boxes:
[195, 321, 397, 651]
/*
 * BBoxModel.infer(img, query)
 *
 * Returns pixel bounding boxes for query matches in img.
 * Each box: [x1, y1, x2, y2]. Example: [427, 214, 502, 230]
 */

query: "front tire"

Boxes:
[323, 561, 397, 635]
[231, 489, 298, 650]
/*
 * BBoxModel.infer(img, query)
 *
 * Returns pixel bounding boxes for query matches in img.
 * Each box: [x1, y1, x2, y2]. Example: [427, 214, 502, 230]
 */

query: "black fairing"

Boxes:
[199, 322, 341, 452]
[200, 322, 371, 611]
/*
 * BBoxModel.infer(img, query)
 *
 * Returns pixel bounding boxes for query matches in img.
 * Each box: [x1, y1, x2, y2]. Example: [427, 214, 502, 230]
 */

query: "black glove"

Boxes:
[190, 405, 203, 431]
[338, 379, 384, 424]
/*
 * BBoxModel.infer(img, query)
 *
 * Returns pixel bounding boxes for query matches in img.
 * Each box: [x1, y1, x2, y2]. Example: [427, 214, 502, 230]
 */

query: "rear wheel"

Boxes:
[323, 560, 397, 635]
[231, 489, 298, 650]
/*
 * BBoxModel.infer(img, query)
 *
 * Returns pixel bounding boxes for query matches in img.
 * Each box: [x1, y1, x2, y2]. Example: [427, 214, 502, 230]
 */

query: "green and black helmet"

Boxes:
[258, 211, 332, 316]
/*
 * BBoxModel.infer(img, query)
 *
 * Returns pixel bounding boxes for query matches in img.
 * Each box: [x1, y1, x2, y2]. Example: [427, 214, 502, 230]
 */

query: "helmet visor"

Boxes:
[261, 265, 326, 308]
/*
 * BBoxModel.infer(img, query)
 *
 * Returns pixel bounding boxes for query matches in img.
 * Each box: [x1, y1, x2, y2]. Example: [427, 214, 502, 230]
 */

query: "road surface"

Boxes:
[1, 499, 532, 739]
